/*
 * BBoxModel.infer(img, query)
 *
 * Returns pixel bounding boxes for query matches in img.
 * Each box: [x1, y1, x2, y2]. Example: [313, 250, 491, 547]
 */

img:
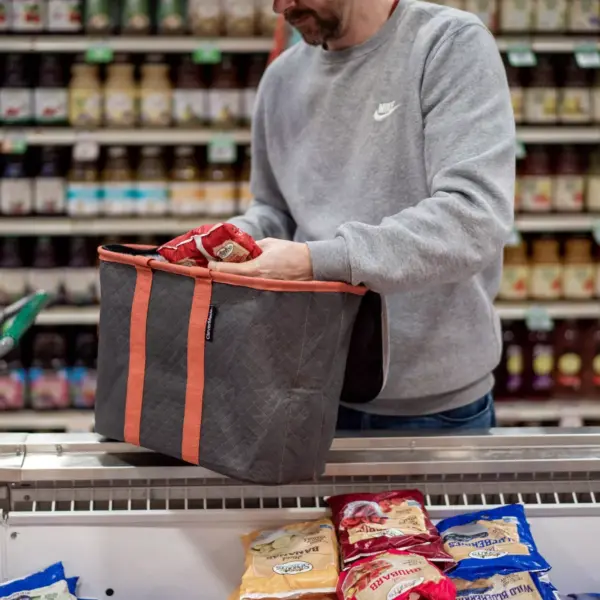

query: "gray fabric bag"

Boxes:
[95, 245, 365, 484]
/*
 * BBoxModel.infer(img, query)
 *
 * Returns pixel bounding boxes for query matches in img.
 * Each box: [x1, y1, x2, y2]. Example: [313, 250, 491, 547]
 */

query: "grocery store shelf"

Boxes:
[496, 400, 600, 428]
[36, 302, 600, 326]
[496, 36, 600, 53]
[1, 128, 252, 146]
[0, 410, 94, 432]
[517, 126, 600, 144]
[0, 36, 273, 53]
[515, 213, 600, 232]
[495, 301, 600, 320]
[0, 217, 213, 236]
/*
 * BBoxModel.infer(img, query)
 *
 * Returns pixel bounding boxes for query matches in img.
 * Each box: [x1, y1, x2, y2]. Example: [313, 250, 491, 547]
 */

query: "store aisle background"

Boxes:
[0, 0, 599, 432]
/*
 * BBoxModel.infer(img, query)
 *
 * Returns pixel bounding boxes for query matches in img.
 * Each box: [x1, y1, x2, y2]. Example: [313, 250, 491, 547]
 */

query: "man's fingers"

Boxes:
[208, 259, 260, 277]
[257, 238, 276, 250]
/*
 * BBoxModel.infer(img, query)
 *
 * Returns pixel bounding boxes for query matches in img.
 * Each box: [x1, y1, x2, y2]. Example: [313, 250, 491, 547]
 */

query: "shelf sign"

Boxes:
[506, 227, 522, 247]
[2, 133, 27, 155]
[515, 140, 526, 160]
[575, 44, 600, 69]
[593, 220, 600, 245]
[193, 44, 222, 65]
[85, 45, 114, 64]
[507, 45, 537, 68]
[208, 136, 237, 164]
[525, 306, 553, 332]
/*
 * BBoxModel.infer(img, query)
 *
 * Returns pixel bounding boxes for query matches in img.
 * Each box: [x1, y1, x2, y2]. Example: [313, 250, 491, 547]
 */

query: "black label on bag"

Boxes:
[205, 305, 217, 341]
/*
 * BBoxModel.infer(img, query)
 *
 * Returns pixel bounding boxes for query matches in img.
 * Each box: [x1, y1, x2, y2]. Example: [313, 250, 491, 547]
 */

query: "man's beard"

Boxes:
[284, 8, 342, 46]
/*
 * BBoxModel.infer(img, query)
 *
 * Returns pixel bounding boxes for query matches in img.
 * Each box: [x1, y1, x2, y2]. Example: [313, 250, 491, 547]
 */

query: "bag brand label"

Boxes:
[205, 305, 217, 341]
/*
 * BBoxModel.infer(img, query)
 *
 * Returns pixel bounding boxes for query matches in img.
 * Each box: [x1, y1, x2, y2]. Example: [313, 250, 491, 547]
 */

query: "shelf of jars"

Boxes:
[515, 213, 600, 232]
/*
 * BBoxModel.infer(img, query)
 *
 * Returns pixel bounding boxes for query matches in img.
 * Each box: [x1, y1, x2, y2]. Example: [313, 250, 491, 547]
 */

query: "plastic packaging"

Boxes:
[0, 562, 76, 600]
[338, 550, 456, 600]
[454, 572, 557, 600]
[437, 504, 551, 579]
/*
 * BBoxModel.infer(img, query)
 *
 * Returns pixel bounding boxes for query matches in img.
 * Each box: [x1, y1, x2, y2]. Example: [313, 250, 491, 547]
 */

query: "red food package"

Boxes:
[327, 491, 452, 567]
[337, 551, 456, 600]
[157, 223, 262, 267]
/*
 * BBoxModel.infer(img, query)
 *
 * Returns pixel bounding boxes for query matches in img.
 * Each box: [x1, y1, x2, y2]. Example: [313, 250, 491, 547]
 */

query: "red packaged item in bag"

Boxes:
[157, 223, 262, 267]
[337, 551, 456, 600]
[327, 491, 452, 567]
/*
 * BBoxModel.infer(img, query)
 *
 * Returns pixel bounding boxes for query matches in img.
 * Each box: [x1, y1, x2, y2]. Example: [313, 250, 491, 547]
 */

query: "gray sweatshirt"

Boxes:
[230, 0, 516, 416]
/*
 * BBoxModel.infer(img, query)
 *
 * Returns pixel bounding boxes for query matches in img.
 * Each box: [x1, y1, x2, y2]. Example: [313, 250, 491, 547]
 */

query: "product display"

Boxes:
[0, 562, 78, 600]
[454, 572, 557, 600]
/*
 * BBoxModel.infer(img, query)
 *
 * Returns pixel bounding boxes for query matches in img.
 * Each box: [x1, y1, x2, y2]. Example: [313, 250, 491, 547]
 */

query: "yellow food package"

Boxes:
[239, 519, 339, 599]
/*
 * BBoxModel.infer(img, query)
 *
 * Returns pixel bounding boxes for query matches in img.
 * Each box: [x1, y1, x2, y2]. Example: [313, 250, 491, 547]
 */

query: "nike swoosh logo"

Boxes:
[373, 104, 401, 121]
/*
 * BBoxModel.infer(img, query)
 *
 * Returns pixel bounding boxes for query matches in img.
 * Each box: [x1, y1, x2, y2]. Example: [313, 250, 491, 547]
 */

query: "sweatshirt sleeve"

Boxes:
[228, 76, 296, 242]
[307, 24, 515, 294]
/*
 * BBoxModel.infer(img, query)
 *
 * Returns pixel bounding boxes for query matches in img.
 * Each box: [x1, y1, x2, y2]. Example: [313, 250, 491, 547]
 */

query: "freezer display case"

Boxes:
[1, 429, 600, 599]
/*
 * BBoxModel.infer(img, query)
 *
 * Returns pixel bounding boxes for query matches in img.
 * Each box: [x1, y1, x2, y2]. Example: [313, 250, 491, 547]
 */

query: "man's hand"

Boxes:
[208, 238, 314, 281]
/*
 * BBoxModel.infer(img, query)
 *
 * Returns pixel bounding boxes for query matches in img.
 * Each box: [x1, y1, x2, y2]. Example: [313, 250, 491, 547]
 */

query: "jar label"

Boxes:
[554, 175, 585, 211]
[1, 89, 33, 123]
[136, 182, 169, 215]
[12, 0, 45, 31]
[34, 177, 66, 214]
[69, 366, 97, 408]
[500, 265, 529, 300]
[105, 90, 137, 127]
[0, 370, 26, 411]
[506, 345, 524, 393]
[0, 269, 28, 305]
[520, 176, 552, 212]
[48, 0, 83, 31]
[67, 182, 102, 216]
[27, 269, 62, 296]
[500, 0, 532, 30]
[559, 88, 592, 123]
[563, 264, 595, 299]
[511, 88, 524, 122]
[141, 91, 172, 127]
[173, 89, 206, 125]
[557, 352, 582, 390]
[0, 179, 33, 215]
[64, 268, 98, 305]
[69, 89, 102, 127]
[586, 176, 600, 212]
[569, 0, 600, 32]
[524, 88, 557, 123]
[208, 89, 241, 126]
[29, 368, 70, 410]
[205, 181, 237, 216]
[0, 1, 10, 31]
[532, 344, 554, 391]
[35, 88, 68, 123]
[103, 183, 136, 215]
[170, 181, 205, 215]
[535, 0, 567, 30]
[530, 265, 562, 299]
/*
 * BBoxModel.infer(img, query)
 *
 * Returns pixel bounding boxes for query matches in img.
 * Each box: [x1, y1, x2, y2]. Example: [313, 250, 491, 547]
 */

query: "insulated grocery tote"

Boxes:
[95, 245, 366, 485]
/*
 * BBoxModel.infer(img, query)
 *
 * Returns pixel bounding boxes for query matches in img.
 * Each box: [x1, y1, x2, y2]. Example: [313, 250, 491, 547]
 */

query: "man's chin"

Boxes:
[296, 27, 325, 46]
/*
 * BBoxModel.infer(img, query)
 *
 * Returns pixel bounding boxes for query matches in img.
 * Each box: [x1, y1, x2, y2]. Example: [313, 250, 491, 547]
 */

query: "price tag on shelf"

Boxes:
[525, 306, 554, 332]
[507, 45, 537, 68]
[515, 140, 526, 160]
[193, 44, 222, 65]
[1, 132, 27, 154]
[575, 44, 600, 69]
[593, 220, 600, 245]
[208, 136, 237, 164]
[85, 44, 114, 64]
[506, 227, 522, 247]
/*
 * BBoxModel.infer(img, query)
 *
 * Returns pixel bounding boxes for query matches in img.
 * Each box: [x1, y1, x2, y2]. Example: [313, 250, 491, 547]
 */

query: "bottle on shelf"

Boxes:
[223, 0, 256, 36]
[255, 0, 278, 36]
[208, 55, 242, 129]
[587, 149, 600, 213]
[103, 54, 138, 128]
[35, 55, 68, 127]
[0, 1, 10, 31]
[28, 237, 63, 300]
[520, 147, 553, 213]
[137, 146, 169, 215]
[157, 0, 186, 35]
[238, 145, 252, 213]
[568, 0, 600, 33]
[205, 159, 237, 217]
[583, 320, 600, 399]
[499, 0, 533, 32]
[84, 0, 114, 34]
[189, 0, 223, 36]
[1, 54, 33, 126]
[140, 54, 172, 128]
[533, 0, 567, 31]
[1, 153, 33, 215]
[170, 146, 205, 215]
[530, 236, 562, 300]
[500, 241, 529, 301]
[554, 320, 584, 399]
[243, 54, 265, 127]
[0, 346, 26, 411]
[496, 321, 526, 400]
[69, 57, 102, 128]
[69, 330, 98, 409]
[121, 0, 151, 35]
[64, 237, 98, 306]
[524, 56, 557, 125]
[0, 238, 27, 307]
[11, 0, 45, 32]
[34, 146, 66, 215]
[505, 62, 523, 125]
[173, 55, 206, 128]
[29, 329, 70, 410]
[553, 146, 585, 213]
[559, 58, 592, 125]
[524, 321, 555, 400]
[103, 146, 136, 216]
[67, 142, 101, 216]
[562, 237, 595, 300]
[47, 0, 83, 33]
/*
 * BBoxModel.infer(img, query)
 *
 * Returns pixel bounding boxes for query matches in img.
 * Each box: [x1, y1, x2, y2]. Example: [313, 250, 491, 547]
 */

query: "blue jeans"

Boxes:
[336, 393, 496, 432]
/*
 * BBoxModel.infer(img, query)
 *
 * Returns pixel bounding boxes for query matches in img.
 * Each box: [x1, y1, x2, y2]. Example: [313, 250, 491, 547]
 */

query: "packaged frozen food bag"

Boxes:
[239, 519, 339, 599]
[0, 562, 76, 600]
[66, 577, 79, 596]
[337, 550, 456, 600]
[454, 572, 558, 600]
[437, 505, 550, 579]
[157, 223, 262, 267]
[327, 490, 451, 566]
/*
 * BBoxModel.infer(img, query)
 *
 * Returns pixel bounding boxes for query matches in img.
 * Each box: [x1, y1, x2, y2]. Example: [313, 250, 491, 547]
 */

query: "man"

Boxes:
[210, 0, 516, 431]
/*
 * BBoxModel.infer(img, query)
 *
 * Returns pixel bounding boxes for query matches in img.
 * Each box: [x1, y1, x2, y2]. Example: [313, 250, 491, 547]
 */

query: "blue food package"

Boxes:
[454, 572, 559, 600]
[0, 562, 76, 600]
[67, 577, 79, 596]
[437, 505, 551, 579]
